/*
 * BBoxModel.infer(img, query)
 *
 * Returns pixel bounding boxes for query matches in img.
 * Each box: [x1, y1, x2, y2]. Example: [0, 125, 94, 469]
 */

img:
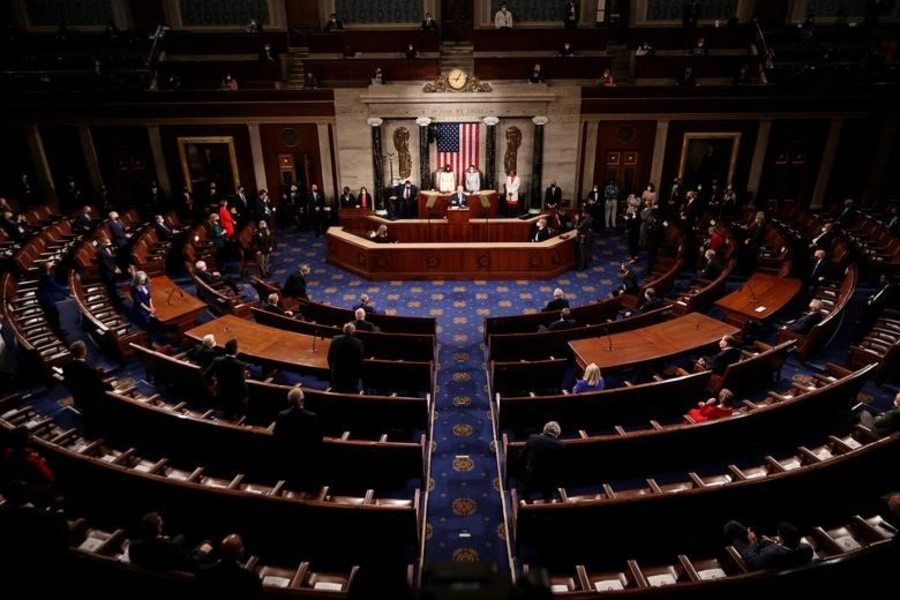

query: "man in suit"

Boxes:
[722, 520, 813, 571]
[531, 218, 551, 242]
[448, 185, 467, 209]
[258, 42, 276, 64]
[547, 308, 578, 331]
[323, 13, 344, 31]
[526, 63, 545, 83]
[519, 421, 565, 501]
[307, 184, 326, 236]
[187, 334, 223, 369]
[327, 322, 364, 393]
[696, 335, 742, 374]
[420, 12, 439, 31]
[836, 198, 856, 229]
[146, 181, 165, 214]
[72, 205, 94, 233]
[96, 235, 122, 306]
[564, 1, 578, 29]
[129, 511, 212, 572]
[154, 214, 174, 241]
[857, 274, 897, 332]
[542, 288, 569, 313]
[859, 391, 900, 438]
[194, 534, 261, 596]
[283, 264, 310, 300]
[784, 299, 824, 334]
[396, 180, 418, 218]
[262, 293, 298, 318]
[108, 210, 131, 252]
[697, 249, 723, 280]
[809, 249, 831, 287]
[624, 287, 666, 317]
[809, 222, 835, 250]
[273, 387, 323, 488]
[253, 189, 274, 230]
[232, 186, 251, 225]
[195, 260, 240, 295]
[0, 480, 70, 591]
[544, 180, 562, 210]
[352, 294, 378, 315]
[62, 341, 113, 432]
[613, 262, 639, 297]
[352, 307, 380, 332]
[203, 338, 249, 419]
[574, 211, 594, 271]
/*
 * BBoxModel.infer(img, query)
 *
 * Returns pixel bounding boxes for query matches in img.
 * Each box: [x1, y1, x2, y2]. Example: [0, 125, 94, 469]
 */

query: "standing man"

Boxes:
[62, 340, 114, 434]
[232, 186, 251, 225]
[327, 323, 364, 393]
[449, 185, 467, 208]
[398, 179, 417, 218]
[273, 387, 323, 489]
[603, 178, 619, 229]
[96, 235, 122, 306]
[203, 338, 249, 419]
[283, 264, 310, 301]
[544, 180, 562, 210]
[519, 421, 565, 501]
[307, 184, 326, 235]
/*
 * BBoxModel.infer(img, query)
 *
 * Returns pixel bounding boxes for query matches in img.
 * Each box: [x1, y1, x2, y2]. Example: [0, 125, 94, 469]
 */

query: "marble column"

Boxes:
[747, 119, 772, 201]
[811, 118, 844, 210]
[648, 120, 669, 191]
[416, 117, 432, 190]
[530, 116, 548, 213]
[318, 123, 337, 200]
[368, 118, 385, 211]
[247, 124, 268, 194]
[580, 122, 599, 204]
[25, 124, 57, 206]
[146, 125, 172, 196]
[484, 116, 498, 191]
[863, 117, 898, 206]
[79, 126, 103, 192]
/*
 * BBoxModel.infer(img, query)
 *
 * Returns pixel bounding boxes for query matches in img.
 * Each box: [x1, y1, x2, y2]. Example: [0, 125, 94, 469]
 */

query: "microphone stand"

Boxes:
[603, 328, 613, 351]
[312, 328, 318, 353]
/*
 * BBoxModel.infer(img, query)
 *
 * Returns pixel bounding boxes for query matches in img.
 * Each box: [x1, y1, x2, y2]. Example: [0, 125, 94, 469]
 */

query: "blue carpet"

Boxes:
[11, 223, 897, 577]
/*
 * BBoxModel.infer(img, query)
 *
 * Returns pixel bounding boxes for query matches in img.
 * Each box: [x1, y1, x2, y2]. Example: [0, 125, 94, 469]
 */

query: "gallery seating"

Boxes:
[307, 30, 439, 54]
[491, 358, 568, 398]
[849, 309, 900, 386]
[294, 297, 437, 335]
[483, 295, 625, 341]
[69, 270, 147, 362]
[187, 260, 254, 319]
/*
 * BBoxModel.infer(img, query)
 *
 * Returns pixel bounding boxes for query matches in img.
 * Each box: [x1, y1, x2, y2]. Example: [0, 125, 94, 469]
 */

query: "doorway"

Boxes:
[441, 0, 473, 43]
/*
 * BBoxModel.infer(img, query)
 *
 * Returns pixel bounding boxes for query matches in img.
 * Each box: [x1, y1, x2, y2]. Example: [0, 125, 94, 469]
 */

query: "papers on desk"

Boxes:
[754, 305, 767, 313]
[697, 568, 726, 580]
[78, 537, 104, 552]
[648, 574, 677, 586]
[263, 576, 291, 588]
[594, 580, 624, 591]
[834, 535, 862, 550]
[313, 582, 344, 591]
[551, 584, 571, 593]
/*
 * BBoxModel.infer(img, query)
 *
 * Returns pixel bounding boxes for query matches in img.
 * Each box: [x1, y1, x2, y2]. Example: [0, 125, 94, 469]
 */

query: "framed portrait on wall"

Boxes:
[678, 132, 741, 189]
[177, 136, 240, 195]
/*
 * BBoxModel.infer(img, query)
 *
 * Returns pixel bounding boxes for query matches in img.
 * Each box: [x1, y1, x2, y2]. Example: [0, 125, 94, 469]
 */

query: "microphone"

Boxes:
[603, 328, 613, 351]
[746, 281, 757, 304]
[166, 286, 178, 306]
[312, 328, 318, 353]
[695, 322, 701, 331]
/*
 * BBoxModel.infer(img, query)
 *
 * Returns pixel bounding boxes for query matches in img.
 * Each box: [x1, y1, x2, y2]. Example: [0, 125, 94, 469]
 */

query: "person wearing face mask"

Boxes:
[585, 184, 603, 233]
[494, 3, 513, 28]
[394, 179, 418, 218]
[558, 42, 575, 57]
[219, 73, 238, 91]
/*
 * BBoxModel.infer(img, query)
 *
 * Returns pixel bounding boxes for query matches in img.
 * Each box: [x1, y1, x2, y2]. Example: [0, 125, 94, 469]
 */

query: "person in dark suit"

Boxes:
[203, 338, 249, 419]
[448, 185, 467, 208]
[809, 222, 835, 250]
[547, 308, 578, 331]
[613, 262, 639, 297]
[327, 323, 364, 393]
[154, 214, 175, 241]
[624, 287, 665, 318]
[273, 387, 323, 488]
[129, 511, 212, 571]
[722, 520, 813, 571]
[526, 63, 545, 83]
[195, 260, 241, 295]
[396, 180, 418, 218]
[859, 391, 900, 438]
[696, 335, 742, 374]
[306, 184, 326, 236]
[96, 235, 122, 307]
[253, 189, 274, 230]
[252, 219, 273, 278]
[836, 198, 857, 229]
[194, 534, 261, 596]
[542, 288, 569, 313]
[857, 274, 897, 333]
[420, 12, 439, 31]
[531, 218, 551, 242]
[352, 294, 378, 315]
[146, 181, 166, 214]
[231, 186, 251, 225]
[37, 260, 68, 334]
[0, 481, 69, 591]
[323, 13, 344, 32]
[339, 186, 357, 208]
[352, 308, 380, 332]
[108, 211, 131, 251]
[258, 42, 276, 64]
[809, 249, 831, 287]
[783, 299, 824, 334]
[71, 205, 94, 233]
[574, 211, 594, 271]
[519, 421, 565, 501]
[677, 66, 698, 86]
[62, 341, 113, 431]
[697, 249, 723, 280]
[544, 181, 562, 210]
[564, 0, 578, 29]
[283, 264, 310, 300]
[187, 334, 223, 370]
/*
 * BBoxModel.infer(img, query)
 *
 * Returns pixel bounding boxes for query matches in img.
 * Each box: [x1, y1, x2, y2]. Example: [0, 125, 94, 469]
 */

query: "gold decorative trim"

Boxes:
[423, 73, 493, 93]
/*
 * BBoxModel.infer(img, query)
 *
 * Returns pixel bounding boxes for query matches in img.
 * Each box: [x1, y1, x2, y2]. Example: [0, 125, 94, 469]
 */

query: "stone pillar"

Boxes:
[648, 119, 669, 190]
[863, 117, 898, 206]
[368, 118, 385, 211]
[530, 116, 548, 213]
[580, 121, 599, 204]
[811, 118, 844, 210]
[147, 125, 172, 196]
[416, 117, 432, 190]
[79, 125, 103, 192]
[25, 124, 57, 206]
[317, 123, 337, 200]
[483, 116, 498, 191]
[747, 119, 772, 202]
[247, 124, 268, 194]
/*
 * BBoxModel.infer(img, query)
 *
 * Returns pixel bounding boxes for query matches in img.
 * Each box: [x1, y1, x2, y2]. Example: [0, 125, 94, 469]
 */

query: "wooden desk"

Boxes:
[714, 273, 802, 330]
[149, 276, 207, 335]
[418, 190, 499, 219]
[338, 207, 372, 233]
[569, 313, 740, 372]
[184, 315, 330, 376]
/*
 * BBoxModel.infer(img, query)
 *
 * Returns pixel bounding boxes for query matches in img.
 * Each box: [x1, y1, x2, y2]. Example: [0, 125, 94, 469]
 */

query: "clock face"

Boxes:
[448, 69, 468, 90]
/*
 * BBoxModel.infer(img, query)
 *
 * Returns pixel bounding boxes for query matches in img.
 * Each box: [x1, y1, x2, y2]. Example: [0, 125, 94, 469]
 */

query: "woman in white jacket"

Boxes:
[504, 169, 520, 216]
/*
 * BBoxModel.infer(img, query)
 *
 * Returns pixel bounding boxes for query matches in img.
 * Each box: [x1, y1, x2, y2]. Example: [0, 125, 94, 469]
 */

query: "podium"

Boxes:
[418, 190, 499, 219]
[445, 207, 471, 225]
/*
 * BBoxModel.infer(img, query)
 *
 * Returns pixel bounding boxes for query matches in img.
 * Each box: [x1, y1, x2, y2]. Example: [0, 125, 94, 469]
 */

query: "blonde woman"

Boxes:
[573, 363, 605, 394]
[686, 388, 735, 423]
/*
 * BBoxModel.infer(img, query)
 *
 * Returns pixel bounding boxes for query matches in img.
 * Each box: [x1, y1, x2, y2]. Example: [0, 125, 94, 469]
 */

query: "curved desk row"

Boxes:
[326, 224, 576, 281]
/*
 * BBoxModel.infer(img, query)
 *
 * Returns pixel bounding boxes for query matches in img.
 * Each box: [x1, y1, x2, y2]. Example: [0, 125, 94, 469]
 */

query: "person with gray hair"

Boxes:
[327, 322, 364, 393]
[352, 293, 378, 315]
[273, 386, 323, 490]
[783, 298, 824, 334]
[859, 392, 900, 438]
[519, 420, 565, 501]
[263, 292, 295, 318]
[188, 333, 222, 369]
[352, 307, 380, 332]
[542, 287, 569, 312]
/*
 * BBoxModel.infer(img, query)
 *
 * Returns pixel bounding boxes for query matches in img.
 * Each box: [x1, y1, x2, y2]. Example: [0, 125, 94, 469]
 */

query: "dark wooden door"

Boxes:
[441, 0, 473, 42]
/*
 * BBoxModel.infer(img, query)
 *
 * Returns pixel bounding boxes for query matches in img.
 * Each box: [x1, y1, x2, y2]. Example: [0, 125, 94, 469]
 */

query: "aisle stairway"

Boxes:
[440, 41, 474, 75]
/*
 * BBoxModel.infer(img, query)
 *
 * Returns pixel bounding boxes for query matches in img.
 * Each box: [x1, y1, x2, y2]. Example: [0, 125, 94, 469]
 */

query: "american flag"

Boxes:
[435, 122, 480, 179]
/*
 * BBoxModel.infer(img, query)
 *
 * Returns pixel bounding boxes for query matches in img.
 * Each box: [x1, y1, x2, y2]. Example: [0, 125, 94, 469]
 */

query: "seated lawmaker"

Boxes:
[546, 308, 577, 331]
[187, 334, 223, 370]
[782, 299, 824, 334]
[368, 224, 391, 243]
[623, 287, 665, 317]
[573, 363, 604, 394]
[195, 260, 240, 295]
[697, 249, 723, 280]
[352, 307, 380, 332]
[721, 520, 813, 571]
[531, 218, 551, 242]
[526, 63, 545, 84]
[859, 391, 900, 438]
[695, 335, 741, 374]
[686, 388, 735, 423]
[129, 511, 212, 571]
[263, 293, 297, 318]
[542, 288, 569, 312]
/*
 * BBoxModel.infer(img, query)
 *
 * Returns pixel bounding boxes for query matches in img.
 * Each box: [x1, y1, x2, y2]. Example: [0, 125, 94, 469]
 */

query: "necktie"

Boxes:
[405, 188, 409, 200]
[361, 194, 367, 209]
